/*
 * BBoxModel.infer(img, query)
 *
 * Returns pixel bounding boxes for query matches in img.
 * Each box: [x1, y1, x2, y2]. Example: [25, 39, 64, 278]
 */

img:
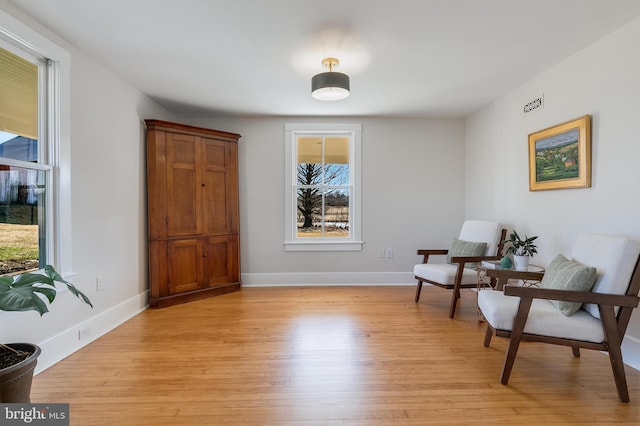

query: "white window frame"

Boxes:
[0, 9, 72, 276]
[284, 123, 362, 252]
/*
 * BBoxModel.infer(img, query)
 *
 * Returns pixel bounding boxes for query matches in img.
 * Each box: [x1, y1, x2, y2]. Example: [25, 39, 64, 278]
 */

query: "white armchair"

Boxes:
[414, 220, 506, 318]
[478, 234, 640, 402]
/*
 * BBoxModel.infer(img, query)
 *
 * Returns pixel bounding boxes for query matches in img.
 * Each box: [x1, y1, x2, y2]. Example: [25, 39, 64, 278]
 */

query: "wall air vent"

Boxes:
[523, 95, 544, 114]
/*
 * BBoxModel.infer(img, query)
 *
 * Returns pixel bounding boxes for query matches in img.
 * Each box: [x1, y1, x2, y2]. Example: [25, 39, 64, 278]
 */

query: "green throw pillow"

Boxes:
[540, 254, 597, 316]
[447, 238, 487, 269]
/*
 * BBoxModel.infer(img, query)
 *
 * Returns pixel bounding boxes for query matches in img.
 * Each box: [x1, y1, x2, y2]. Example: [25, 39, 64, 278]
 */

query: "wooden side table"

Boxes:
[477, 263, 545, 291]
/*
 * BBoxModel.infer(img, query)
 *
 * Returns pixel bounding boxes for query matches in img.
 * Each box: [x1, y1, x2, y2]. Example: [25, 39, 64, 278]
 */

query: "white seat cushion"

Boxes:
[414, 263, 479, 285]
[477, 289, 604, 343]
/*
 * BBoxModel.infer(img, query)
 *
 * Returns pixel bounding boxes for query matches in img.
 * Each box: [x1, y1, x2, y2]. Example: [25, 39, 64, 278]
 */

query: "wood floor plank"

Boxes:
[31, 286, 640, 424]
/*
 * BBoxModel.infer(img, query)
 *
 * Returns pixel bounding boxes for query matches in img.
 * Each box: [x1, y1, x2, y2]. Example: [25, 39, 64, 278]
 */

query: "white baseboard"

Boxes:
[241, 271, 415, 287]
[35, 291, 149, 374]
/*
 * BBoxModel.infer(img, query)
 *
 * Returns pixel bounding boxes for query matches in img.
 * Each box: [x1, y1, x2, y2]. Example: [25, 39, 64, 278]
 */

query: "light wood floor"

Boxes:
[32, 286, 640, 425]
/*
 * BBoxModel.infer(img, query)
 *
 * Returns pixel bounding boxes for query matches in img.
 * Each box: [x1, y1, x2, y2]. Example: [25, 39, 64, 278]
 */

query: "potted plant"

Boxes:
[504, 231, 538, 270]
[0, 265, 92, 402]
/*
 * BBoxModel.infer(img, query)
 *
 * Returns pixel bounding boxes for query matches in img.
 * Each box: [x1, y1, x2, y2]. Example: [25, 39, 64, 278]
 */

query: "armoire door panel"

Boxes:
[166, 133, 202, 236]
[203, 139, 227, 169]
[225, 235, 240, 282]
[204, 235, 239, 286]
[171, 135, 197, 164]
[170, 168, 200, 234]
[168, 239, 204, 294]
[202, 138, 230, 233]
[225, 142, 239, 233]
[205, 240, 229, 283]
[203, 170, 228, 233]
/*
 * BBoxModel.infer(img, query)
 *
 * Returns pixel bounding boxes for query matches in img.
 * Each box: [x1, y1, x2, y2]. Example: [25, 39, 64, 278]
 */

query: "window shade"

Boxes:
[0, 46, 38, 139]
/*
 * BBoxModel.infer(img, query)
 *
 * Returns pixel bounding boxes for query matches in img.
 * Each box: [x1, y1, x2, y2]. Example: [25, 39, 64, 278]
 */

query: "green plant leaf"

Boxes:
[44, 265, 93, 308]
[503, 231, 538, 257]
[0, 265, 93, 315]
[0, 281, 51, 315]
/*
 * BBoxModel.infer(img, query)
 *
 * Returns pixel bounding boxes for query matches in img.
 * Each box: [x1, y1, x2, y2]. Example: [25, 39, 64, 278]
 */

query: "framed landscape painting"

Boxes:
[528, 115, 591, 191]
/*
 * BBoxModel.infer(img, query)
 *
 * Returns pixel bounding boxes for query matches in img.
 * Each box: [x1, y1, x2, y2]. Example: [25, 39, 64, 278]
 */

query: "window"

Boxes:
[0, 9, 71, 276]
[284, 123, 362, 251]
[0, 45, 48, 275]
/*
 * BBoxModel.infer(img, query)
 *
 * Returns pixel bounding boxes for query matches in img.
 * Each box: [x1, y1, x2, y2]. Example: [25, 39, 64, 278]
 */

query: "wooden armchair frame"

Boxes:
[415, 228, 506, 318]
[484, 256, 640, 402]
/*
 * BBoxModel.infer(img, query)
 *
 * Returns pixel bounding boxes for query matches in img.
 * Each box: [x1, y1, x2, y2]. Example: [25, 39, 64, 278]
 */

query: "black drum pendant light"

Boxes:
[311, 57, 350, 101]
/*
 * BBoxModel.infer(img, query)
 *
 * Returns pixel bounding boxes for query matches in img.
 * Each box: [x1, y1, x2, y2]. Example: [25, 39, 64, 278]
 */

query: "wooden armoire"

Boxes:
[145, 120, 241, 308]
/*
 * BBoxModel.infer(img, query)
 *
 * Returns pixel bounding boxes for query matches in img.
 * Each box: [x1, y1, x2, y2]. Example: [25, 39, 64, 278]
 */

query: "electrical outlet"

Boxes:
[78, 327, 90, 340]
[385, 248, 393, 258]
[96, 276, 104, 292]
[378, 249, 385, 258]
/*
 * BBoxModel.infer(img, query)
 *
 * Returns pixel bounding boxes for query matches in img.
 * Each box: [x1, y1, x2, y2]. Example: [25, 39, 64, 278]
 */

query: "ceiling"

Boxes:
[8, 0, 640, 118]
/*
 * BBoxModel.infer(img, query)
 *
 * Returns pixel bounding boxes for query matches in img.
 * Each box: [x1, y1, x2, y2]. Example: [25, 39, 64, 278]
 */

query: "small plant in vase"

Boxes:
[504, 231, 538, 270]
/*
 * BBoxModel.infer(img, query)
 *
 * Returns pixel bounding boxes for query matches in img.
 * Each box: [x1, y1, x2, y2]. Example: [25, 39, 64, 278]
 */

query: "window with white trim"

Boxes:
[0, 10, 70, 276]
[284, 123, 362, 251]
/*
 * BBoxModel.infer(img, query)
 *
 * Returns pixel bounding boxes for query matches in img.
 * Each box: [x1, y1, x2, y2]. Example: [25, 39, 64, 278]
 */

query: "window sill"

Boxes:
[283, 241, 364, 252]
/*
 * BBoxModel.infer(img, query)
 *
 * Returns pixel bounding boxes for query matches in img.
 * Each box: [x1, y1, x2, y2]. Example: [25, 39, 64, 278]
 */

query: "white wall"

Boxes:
[465, 16, 640, 367]
[186, 116, 466, 285]
[0, 1, 175, 372]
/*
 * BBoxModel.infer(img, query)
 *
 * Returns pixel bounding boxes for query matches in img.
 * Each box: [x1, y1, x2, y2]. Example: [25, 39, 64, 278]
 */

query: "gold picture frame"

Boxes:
[528, 115, 591, 191]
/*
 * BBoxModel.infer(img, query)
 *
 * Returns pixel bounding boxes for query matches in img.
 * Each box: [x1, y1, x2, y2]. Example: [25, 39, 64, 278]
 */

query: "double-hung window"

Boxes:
[0, 44, 49, 275]
[284, 123, 362, 251]
[0, 10, 70, 276]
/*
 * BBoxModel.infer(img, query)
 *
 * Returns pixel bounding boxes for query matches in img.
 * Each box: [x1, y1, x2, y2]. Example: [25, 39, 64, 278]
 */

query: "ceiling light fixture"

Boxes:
[311, 57, 350, 101]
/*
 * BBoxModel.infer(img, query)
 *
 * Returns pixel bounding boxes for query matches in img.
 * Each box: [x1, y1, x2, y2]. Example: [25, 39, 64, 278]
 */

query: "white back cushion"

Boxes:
[458, 220, 502, 256]
[571, 234, 640, 319]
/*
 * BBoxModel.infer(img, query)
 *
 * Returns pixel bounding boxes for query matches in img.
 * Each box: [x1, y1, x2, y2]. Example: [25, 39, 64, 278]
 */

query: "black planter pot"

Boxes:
[0, 343, 41, 403]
